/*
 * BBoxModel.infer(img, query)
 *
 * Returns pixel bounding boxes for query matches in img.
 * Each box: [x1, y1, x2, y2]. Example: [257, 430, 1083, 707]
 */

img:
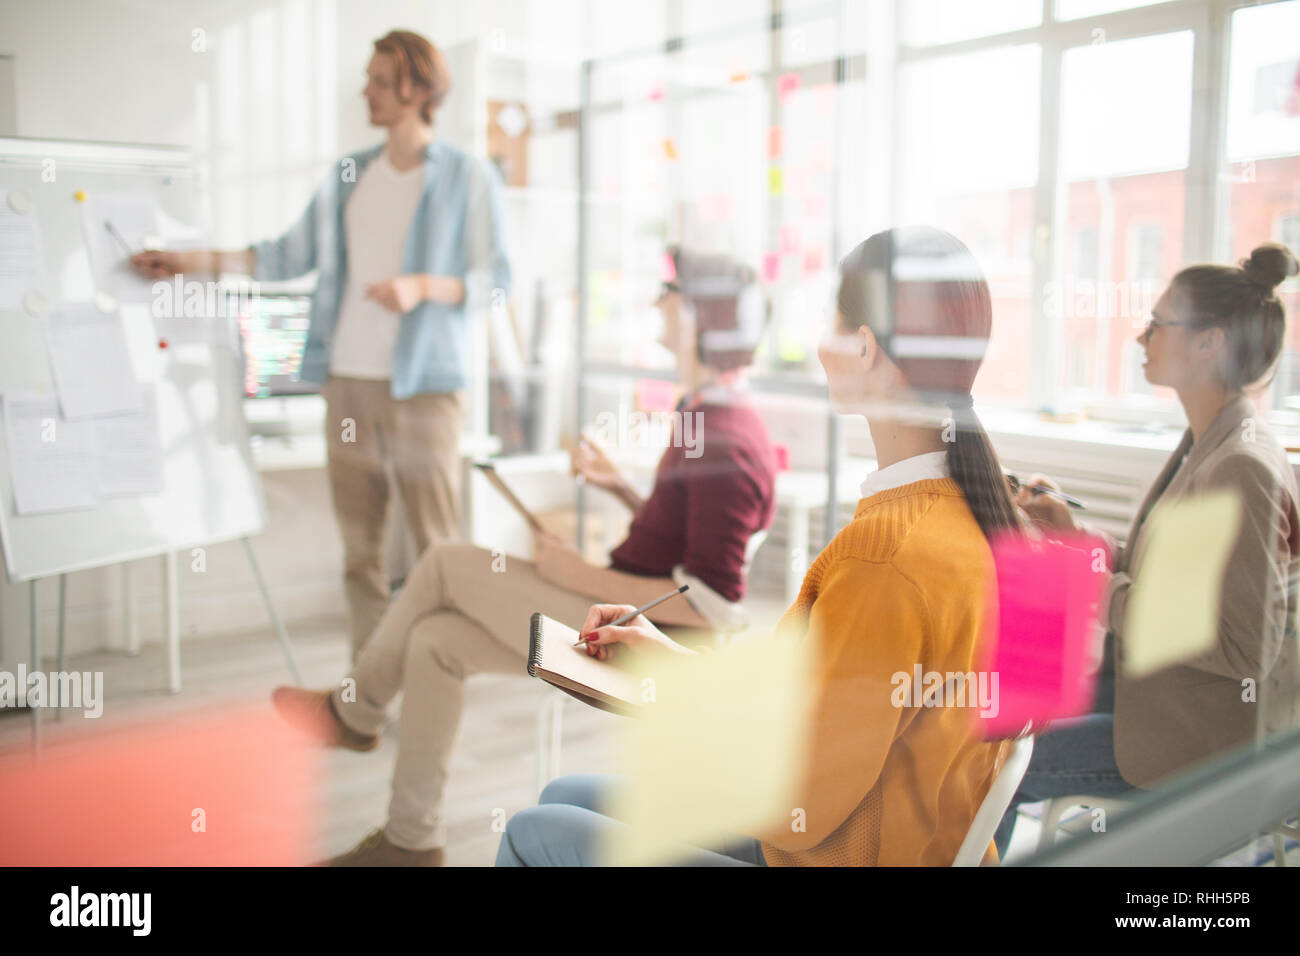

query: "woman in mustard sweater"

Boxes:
[497, 226, 1022, 866]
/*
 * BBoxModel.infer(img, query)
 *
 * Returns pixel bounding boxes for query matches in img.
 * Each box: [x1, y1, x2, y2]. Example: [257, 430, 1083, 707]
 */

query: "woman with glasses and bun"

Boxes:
[496, 226, 1025, 867]
[996, 243, 1300, 857]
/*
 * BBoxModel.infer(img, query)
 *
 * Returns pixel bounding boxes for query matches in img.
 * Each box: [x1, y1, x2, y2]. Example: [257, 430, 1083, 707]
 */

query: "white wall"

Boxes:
[0, 0, 221, 145]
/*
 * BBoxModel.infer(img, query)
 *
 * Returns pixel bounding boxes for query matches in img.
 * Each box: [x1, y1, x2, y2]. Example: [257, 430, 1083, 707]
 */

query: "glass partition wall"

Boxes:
[552, 0, 1299, 549]
[574, 0, 874, 555]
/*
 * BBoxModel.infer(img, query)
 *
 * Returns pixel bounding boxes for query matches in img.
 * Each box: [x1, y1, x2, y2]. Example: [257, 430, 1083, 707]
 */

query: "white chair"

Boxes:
[670, 528, 770, 640]
[1037, 794, 1132, 851]
[952, 733, 1035, 866]
[534, 529, 770, 794]
[1270, 814, 1298, 867]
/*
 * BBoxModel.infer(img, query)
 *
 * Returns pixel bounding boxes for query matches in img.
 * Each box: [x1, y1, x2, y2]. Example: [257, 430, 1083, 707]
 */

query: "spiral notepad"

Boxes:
[528, 613, 644, 715]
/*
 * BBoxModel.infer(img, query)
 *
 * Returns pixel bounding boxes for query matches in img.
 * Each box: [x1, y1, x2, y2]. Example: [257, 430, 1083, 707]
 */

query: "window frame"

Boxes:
[892, 0, 1293, 427]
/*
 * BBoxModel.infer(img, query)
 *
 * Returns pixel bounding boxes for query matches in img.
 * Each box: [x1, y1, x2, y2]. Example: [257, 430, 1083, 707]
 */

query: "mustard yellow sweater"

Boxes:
[760, 478, 1008, 866]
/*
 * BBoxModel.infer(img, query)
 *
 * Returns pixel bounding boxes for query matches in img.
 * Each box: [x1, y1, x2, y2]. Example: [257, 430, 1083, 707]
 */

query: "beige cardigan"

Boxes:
[1107, 395, 1300, 787]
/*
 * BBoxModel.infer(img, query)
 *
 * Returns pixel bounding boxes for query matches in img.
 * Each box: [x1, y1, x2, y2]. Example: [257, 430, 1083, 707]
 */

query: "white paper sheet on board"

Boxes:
[0, 190, 43, 310]
[80, 194, 162, 305]
[3, 393, 99, 515]
[46, 305, 144, 420]
[91, 385, 164, 497]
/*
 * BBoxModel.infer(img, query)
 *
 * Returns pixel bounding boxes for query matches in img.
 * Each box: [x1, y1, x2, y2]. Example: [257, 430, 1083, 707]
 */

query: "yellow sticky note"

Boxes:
[1123, 489, 1243, 677]
[663, 138, 679, 161]
[768, 166, 784, 195]
[73, 190, 87, 202]
[778, 325, 806, 363]
[603, 636, 812, 866]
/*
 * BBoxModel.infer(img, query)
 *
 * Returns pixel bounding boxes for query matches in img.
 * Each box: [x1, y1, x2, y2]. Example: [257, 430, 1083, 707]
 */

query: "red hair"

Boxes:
[373, 30, 452, 123]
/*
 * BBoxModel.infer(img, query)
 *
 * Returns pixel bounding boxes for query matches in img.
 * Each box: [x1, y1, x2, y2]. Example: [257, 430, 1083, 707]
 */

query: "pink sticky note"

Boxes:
[661, 252, 677, 282]
[776, 72, 801, 102]
[975, 531, 1106, 739]
[761, 252, 782, 283]
[649, 80, 666, 103]
[801, 246, 824, 277]
[779, 224, 801, 255]
[636, 377, 678, 412]
[0, 703, 319, 865]
[768, 126, 784, 159]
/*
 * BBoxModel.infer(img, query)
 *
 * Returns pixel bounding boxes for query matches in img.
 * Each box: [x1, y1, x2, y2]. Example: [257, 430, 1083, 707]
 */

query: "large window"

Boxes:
[1223, 0, 1300, 418]
[1058, 30, 1193, 405]
[573, 0, 1300, 427]
[896, 43, 1041, 402]
[580, 2, 869, 381]
[894, 0, 1300, 425]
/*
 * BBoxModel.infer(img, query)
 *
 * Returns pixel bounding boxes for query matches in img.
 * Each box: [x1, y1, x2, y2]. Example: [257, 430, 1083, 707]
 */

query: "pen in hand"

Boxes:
[104, 221, 134, 258]
[1005, 473, 1087, 510]
[1028, 485, 1087, 510]
[572, 584, 690, 647]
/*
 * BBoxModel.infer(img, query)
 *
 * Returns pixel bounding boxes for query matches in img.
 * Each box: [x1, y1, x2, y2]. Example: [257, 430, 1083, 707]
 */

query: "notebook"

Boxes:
[528, 613, 644, 715]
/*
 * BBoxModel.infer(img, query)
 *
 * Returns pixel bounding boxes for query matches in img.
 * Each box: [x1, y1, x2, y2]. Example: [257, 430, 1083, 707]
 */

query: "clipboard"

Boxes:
[472, 461, 544, 533]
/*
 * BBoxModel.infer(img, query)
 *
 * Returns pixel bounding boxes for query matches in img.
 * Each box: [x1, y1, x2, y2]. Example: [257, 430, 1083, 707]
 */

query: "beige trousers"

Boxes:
[323, 375, 465, 659]
[331, 542, 596, 850]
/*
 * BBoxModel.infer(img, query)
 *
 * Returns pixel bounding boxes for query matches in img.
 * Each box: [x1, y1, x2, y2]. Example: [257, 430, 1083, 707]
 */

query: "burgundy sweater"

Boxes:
[608, 395, 777, 603]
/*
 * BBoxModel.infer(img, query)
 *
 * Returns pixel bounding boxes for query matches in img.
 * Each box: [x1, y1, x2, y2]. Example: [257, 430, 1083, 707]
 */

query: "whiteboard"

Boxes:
[0, 137, 266, 582]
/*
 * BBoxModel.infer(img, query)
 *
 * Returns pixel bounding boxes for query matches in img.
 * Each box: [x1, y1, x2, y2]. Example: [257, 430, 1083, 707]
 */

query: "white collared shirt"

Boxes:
[859, 450, 951, 499]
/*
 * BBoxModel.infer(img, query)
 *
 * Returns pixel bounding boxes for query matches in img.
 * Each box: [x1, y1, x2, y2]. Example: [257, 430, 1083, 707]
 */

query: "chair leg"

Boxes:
[547, 694, 565, 783]
[1272, 816, 1297, 867]
[535, 692, 566, 796]
[1038, 799, 1069, 852]
[535, 694, 552, 796]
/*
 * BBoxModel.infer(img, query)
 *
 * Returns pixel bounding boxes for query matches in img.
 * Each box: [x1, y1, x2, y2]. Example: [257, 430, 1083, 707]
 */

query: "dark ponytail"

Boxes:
[947, 402, 1024, 541]
[837, 227, 1023, 542]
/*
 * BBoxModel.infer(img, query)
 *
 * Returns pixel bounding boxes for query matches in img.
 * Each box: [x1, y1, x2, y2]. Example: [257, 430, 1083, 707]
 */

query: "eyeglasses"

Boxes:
[655, 281, 681, 304]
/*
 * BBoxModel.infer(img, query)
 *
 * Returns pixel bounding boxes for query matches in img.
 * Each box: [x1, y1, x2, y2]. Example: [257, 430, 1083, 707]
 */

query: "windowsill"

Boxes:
[980, 406, 1300, 468]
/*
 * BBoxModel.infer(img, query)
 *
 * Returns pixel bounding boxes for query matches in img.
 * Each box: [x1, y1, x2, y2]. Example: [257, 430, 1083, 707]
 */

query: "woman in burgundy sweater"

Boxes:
[272, 247, 779, 866]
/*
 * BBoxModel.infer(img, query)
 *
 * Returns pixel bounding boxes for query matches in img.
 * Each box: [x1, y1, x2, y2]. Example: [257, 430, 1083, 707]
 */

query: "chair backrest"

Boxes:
[671, 528, 770, 635]
[742, 528, 769, 571]
[952, 733, 1035, 866]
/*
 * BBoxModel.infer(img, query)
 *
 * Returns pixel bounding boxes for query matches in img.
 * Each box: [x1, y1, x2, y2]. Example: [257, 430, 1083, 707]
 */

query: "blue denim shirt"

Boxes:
[251, 140, 511, 398]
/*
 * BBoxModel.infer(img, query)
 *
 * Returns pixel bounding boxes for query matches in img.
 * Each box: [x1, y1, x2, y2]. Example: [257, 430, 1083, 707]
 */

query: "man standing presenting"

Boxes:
[135, 30, 510, 659]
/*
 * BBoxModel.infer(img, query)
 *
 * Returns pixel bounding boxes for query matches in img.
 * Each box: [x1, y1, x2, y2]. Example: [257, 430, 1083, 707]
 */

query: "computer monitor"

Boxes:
[232, 292, 315, 397]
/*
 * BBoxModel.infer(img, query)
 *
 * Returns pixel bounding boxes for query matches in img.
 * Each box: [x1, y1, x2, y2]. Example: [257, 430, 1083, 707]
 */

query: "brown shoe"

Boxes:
[325, 829, 446, 867]
[270, 687, 381, 753]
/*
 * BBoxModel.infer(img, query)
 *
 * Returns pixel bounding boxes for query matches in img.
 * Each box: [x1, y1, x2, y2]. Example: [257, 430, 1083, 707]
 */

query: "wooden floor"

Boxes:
[0, 614, 628, 866]
[3, 605, 1294, 867]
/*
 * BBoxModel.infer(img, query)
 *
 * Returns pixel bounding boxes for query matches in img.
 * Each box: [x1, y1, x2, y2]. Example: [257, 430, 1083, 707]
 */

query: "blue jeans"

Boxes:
[495, 773, 768, 867]
[993, 676, 1132, 858]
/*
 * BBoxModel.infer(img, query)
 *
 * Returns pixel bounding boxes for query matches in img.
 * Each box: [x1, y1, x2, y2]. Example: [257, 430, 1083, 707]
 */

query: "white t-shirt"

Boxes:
[329, 152, 427, 379]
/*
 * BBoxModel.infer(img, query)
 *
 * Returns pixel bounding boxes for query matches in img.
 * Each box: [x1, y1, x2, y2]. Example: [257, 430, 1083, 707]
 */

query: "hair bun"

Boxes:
[1240, 243, 1300, 292]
